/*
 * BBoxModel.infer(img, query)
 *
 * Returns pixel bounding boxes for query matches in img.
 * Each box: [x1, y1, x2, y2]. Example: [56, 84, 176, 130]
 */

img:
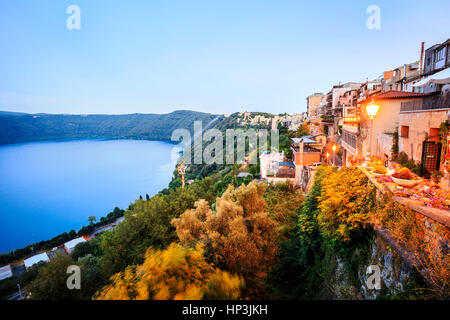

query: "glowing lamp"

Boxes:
[366, 100, 379, 120]
[332, 145, 337, 152]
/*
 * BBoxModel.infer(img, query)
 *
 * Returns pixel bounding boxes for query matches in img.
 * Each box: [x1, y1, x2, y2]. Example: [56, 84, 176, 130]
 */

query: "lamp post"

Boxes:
[366, 99, 380, 156]
[17, 284, 23, 300]
[326, 152, 330, 164]
[332, 144, 337, 166]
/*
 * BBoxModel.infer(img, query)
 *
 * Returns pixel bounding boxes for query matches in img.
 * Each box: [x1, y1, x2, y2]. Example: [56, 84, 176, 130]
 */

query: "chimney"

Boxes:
[419, 42, 425, 75]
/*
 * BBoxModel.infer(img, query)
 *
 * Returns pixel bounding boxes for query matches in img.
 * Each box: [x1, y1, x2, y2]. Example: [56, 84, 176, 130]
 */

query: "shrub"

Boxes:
[95, 243, 243, 300]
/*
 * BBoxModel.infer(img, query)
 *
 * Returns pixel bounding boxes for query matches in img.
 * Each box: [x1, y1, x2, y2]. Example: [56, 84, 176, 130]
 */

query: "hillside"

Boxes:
[0, 110, 219, 145]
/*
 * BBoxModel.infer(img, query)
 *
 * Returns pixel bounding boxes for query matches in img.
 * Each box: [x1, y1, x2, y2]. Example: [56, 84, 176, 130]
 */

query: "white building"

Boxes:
[260, 151, 285, 179]
[24, 252, 50, 269]
[64, 237, 87, 254]
[0, 265, 13, 280]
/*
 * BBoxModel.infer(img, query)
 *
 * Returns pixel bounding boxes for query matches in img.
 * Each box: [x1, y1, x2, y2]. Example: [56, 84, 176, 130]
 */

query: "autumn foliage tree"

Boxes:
[95, 243, 243, 300]
[99, 177, 218, 277]
[318, 167, 376, 242]
[171, 181, 279, 280]
[264, 182, 304, 237]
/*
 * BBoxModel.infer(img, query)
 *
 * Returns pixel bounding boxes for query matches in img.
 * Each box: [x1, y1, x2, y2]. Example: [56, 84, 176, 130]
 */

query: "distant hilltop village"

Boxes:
[232, 111, 307, 131]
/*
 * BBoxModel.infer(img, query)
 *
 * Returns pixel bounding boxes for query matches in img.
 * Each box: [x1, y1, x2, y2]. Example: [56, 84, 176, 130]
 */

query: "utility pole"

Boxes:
[177, 162, 186, 188]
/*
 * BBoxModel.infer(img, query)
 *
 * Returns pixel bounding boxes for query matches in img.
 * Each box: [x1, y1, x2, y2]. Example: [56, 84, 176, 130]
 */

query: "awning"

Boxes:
[413, 68, 450, 87]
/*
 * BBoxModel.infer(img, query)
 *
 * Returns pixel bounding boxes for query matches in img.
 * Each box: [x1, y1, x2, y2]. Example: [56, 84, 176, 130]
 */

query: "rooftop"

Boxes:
[360, 90, 431, 104]
[237, 172, 252, 178]
[64, 237, 87, 250]
[292, 137, 317, 144]
[0, 265, 13, 281]
[277, 162, 295, 168]
[24, 252, 50, 268]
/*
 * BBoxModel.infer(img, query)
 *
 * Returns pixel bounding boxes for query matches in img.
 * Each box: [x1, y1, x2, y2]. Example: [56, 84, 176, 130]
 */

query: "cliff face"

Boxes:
[327, 234, 425, 300]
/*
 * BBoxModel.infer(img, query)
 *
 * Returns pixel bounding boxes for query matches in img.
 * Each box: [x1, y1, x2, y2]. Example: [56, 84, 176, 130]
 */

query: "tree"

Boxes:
[28, 255, 81, 300]
[263, 182, 305, 237]
[318, 167, 376, 242]
[171, 181, 279, 287]
[71, 238, 102, 261]
[267, 166, 329, 299]
[77, 254, 105, 299]
[248, 163, 260, 176]
[292, 122, 310, 138]
[100, 178, 219, 277]
[87, 215, 96, 225]
[95, 243, 243, 300]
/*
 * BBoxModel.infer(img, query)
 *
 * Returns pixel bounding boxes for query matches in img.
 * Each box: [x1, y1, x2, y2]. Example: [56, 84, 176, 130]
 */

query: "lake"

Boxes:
[0, 139, 176, 254]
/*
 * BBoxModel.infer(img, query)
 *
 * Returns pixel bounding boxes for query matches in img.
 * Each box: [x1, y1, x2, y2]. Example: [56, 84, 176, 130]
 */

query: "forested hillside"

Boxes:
[0, 110, 218, 144]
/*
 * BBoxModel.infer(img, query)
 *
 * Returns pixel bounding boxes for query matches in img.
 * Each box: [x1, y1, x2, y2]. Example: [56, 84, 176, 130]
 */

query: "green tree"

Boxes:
[28, 255, 81, 300]
[71, 238, 102, 261]
[87, 215, 96, 225]
[100, 178, 218, 277]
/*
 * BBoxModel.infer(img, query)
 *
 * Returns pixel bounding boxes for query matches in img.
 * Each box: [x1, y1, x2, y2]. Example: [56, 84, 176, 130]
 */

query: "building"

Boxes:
[423, 39, 450, 76]
[64, 237, 87, 254]
[412, 68, 450, 94]
[0, 265, 13, 281]
[382, 62, 420, 92]
[260, 151, 285, 180]
[323, 82, 361, 142]
[341, 91, 431, 165]
[259, 150, 296, 183]
[397, 89, 450, 176]
[291, 137, 322, 186]
[24, 252, 50, 269]
[306, 93, 325, 123]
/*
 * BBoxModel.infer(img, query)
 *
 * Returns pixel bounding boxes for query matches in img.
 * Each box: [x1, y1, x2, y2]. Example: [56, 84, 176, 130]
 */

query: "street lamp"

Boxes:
[332, 144, 337, 166]
[326, 152, 330, 164]
[366, 99, 379, 156]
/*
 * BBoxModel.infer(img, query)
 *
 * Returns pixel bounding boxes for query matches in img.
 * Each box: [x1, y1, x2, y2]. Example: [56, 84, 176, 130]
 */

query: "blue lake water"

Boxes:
[0, 139, 175, 254]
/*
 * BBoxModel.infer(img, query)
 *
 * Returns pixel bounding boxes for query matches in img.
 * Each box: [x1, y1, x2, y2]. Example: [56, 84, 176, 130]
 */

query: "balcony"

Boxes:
[342, 124, 359, 134]
[343, 116, 360, 124]
[400, 94, 450, 112]
[320, 115, 334, 124]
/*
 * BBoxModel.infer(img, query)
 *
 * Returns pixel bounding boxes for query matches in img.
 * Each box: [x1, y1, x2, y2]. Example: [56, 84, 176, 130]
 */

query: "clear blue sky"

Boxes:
[0, 0, 449, 115]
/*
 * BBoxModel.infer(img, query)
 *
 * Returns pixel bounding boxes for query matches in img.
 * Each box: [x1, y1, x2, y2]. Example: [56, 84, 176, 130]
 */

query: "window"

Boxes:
[400, 126, 409, 138]
[436, 48, 445, 62]
[429, 128, 440, 142]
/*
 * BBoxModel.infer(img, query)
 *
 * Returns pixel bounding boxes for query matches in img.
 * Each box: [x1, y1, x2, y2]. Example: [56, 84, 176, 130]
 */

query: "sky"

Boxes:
[0, 0, 449, 115]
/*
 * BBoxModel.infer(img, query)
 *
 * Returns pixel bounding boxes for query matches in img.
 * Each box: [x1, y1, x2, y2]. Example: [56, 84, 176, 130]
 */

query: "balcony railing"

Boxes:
[400, 94, 450, 112]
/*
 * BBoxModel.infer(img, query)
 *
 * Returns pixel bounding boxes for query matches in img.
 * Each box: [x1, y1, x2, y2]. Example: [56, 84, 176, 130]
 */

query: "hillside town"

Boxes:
[216, 40, 450, 196]
[306, 39, 450, 179]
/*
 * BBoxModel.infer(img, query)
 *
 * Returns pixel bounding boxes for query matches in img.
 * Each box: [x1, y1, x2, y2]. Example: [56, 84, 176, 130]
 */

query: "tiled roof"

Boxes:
[361, 91, 431, 103]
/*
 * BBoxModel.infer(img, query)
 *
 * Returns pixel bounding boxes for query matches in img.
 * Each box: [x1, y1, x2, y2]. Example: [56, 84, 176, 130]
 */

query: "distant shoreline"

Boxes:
[0, 136, 177, 147]
[0, 139, 176, 258]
